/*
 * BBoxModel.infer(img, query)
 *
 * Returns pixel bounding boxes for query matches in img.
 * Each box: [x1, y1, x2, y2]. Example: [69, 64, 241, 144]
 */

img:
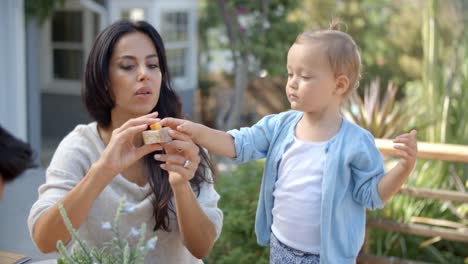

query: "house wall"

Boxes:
[41, 94, 91, 139]
[26, 18, 43, 158]
[177, 89, 195, 119]
[0, 0, 27, 139]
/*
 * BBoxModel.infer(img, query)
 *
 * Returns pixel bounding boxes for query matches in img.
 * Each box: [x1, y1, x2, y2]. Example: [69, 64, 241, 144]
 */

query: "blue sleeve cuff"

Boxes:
[370, 174, 385, 210]
[226, 129, 244, 164]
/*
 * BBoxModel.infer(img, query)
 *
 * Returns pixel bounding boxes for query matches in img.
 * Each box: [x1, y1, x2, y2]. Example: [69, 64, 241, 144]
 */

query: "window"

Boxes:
[161, 12, 188, 42]
[43, 7, 102, 94]
[166, 48, 186, 77]
[161, 11, 189, 79]
[121, 8, 146, 21]
[51, 11, 83, 80]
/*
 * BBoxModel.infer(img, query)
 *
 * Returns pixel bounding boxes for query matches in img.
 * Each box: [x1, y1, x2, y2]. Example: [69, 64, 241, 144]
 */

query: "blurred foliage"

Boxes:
[343, 78, 423, 139]
[365, 1, 468, 262]
[56, 198, 157, 264]
[292, 0, 424, 89]
[198, 0, 304, 129]
[24, 0, 64, 24]
[200, 0, 464, 99]
[368, 159, 468, 263]
[293, 0, 467, 99]
[205, 161, 269, 264]
[198, 0, 303, 77]
[198, 0, 468, 262]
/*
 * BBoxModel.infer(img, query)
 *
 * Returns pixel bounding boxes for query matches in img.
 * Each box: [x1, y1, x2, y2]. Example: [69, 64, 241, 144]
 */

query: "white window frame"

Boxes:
[108, 0, 154, 24]
[158, 5, 197, 91]
[161, 10, 190, 80]
[40, 0, 100, 95]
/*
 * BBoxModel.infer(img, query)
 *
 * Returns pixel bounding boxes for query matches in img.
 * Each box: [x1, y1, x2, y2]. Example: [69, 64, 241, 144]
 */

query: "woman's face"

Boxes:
[108, 31, 162, 122]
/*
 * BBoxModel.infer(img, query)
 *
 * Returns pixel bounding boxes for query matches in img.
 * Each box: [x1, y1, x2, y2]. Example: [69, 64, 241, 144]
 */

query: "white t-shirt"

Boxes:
[272, 137, 327, 254]
[28, 122, 223, 263]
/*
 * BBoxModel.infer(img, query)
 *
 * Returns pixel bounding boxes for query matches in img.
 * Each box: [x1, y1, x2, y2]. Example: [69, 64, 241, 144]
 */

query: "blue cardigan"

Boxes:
[227, 110, 385, 263]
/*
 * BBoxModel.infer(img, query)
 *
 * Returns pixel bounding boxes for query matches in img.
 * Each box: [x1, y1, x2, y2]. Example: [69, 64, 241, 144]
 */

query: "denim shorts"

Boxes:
[269, 233, 320, 264]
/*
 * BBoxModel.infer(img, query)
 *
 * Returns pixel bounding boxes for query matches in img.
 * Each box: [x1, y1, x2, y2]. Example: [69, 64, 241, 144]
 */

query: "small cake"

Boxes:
[142, 122, 172, 144]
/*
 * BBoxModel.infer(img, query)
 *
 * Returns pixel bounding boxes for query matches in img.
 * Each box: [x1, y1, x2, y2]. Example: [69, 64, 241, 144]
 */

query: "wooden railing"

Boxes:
[357, 139, 468, 264]
[375, 139, 468, 163]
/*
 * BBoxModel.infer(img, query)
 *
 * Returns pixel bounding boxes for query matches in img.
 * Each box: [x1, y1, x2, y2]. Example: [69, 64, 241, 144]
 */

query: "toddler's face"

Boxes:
[286, 42, 340, 114]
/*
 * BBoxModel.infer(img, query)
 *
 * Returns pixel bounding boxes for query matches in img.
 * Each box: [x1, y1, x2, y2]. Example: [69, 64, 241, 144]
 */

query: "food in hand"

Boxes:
[142, 122, 172, 144]
[150, 122, 161, 131]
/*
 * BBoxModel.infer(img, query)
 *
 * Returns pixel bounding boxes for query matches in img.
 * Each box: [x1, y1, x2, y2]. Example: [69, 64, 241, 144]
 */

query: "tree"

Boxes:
[199, 0, 303, 130]
[294, 0, 424, 90]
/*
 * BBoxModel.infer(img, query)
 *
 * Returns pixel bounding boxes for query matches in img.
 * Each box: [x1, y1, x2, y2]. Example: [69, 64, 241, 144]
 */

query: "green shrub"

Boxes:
[205, 160, 269, 264]
[56, 198, 157, 264]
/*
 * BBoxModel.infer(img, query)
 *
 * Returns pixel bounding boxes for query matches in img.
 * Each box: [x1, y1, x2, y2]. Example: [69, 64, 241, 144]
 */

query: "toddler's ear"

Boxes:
[335, 75, 350, 96]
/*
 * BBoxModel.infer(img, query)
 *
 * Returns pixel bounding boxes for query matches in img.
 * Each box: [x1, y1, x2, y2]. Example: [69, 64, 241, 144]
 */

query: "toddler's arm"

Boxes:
[378, 130, 418, 202]
[161, 118, 236, 158]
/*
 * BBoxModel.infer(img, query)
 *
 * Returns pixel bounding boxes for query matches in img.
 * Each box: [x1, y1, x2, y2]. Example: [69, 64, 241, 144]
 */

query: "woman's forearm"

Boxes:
[32, 161, 115, 253]
[171, 182, 217, 259]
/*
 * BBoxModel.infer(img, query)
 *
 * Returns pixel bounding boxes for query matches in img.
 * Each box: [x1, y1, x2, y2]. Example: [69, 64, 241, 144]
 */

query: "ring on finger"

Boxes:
[183, 159, 191, 168]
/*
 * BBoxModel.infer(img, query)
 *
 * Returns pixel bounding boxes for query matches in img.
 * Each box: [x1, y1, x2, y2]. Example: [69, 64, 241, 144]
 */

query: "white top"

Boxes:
[271, 137, 327, 254]
[28, 123, 223, 264]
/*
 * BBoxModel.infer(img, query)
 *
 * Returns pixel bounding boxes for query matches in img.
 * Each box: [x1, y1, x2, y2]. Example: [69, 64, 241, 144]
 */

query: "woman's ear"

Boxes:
[335, 75, 350, 96]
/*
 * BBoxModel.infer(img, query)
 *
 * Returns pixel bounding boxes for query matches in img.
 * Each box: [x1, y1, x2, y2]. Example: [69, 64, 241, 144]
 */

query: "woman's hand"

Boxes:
[154, 129, 201, 187]
[98, 112, 163, 179]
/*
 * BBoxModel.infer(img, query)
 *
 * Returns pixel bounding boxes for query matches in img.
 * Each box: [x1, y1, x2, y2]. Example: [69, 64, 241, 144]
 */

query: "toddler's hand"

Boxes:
[393, 130, 418, 172]
[161, 118, 201, 141]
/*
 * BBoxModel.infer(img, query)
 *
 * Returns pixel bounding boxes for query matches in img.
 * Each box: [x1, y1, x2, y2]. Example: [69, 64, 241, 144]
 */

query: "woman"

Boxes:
[28, 20, 222, 263]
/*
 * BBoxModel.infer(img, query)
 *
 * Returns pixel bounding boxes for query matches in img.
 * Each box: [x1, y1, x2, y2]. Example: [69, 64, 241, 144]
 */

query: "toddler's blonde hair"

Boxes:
[295, 20, 361, 97]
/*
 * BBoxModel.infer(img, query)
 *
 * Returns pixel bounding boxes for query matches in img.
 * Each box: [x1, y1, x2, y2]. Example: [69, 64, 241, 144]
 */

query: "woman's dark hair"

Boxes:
[82, 20, 215, 231]
[0, 125, 36, 182]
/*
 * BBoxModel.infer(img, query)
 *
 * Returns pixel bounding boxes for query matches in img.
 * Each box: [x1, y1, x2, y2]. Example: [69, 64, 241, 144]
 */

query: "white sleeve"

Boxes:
[27, 130, 94, 246]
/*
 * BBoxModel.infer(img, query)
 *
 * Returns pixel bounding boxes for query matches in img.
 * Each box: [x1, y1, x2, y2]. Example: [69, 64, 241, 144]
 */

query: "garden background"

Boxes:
[198, 1, 467, 263]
